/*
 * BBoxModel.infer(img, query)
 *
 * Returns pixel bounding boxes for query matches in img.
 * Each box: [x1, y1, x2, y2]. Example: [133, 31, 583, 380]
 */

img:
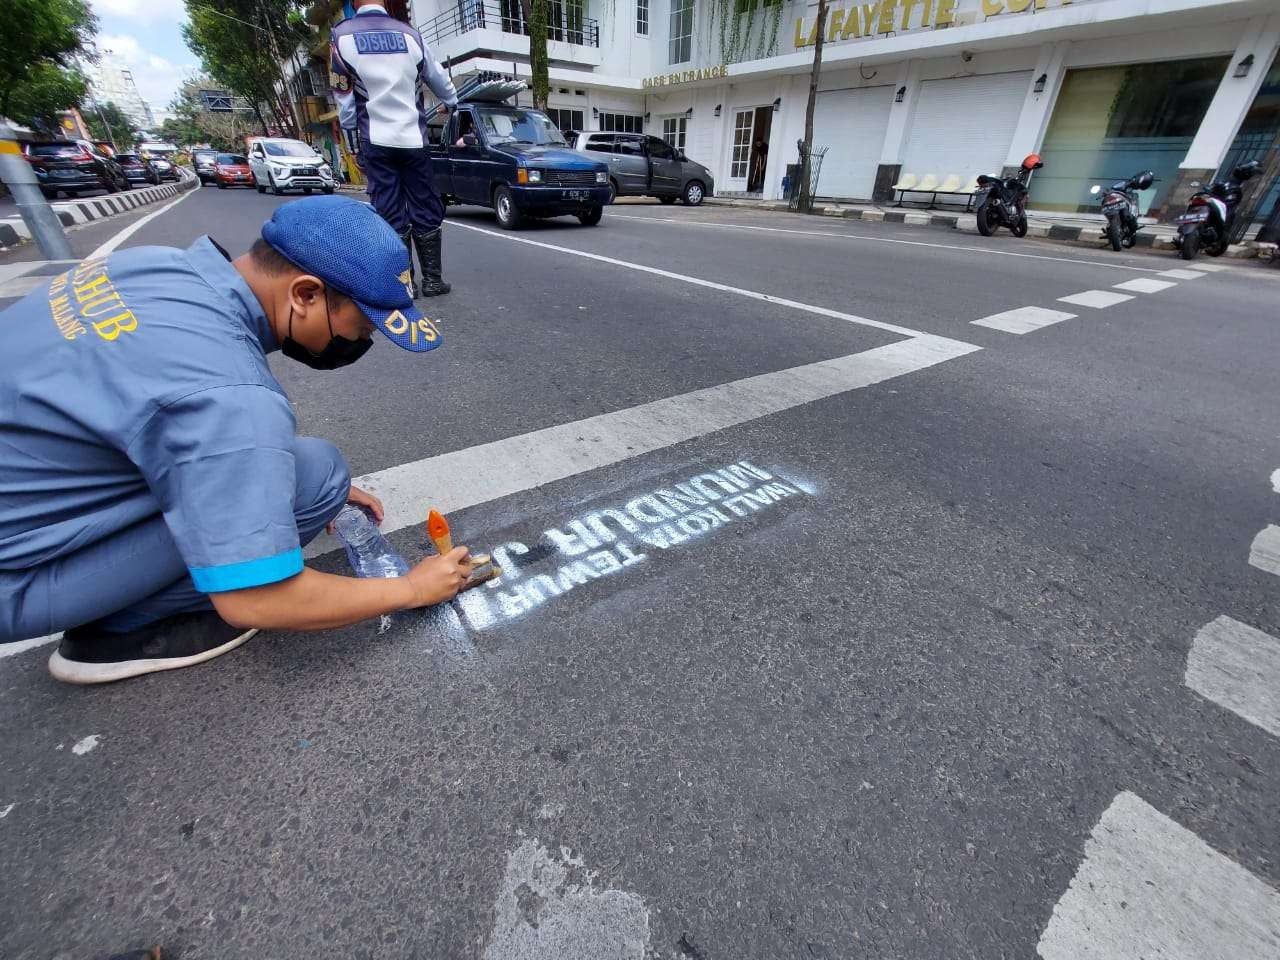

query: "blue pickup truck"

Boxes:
[429, 102, 611, 229]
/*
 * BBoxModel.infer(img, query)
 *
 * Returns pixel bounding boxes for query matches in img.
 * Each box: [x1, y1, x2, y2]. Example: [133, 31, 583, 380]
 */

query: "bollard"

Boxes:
[0, 122, 74, 260]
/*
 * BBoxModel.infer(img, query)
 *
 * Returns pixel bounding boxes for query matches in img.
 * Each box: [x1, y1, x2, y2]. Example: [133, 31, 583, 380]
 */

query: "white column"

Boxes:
[1182, 14, 1280, 170]
[1004, 42, 1070, 167]
[878, 61, 923, 165]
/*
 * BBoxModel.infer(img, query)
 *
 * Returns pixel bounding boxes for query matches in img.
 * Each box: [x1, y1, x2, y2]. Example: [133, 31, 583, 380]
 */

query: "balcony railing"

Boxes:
[422, 0, 599, 48]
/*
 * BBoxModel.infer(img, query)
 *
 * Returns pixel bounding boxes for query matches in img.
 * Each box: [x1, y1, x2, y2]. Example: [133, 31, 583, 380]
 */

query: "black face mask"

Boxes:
[280, 293, 372, 370]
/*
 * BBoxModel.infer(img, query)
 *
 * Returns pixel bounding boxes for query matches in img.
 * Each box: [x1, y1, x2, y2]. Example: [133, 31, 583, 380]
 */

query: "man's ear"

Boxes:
[287, 275, 327, 315]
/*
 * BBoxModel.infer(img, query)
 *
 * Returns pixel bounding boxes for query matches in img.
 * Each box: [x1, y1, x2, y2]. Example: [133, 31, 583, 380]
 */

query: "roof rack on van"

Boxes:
[454, 71, 527, 104]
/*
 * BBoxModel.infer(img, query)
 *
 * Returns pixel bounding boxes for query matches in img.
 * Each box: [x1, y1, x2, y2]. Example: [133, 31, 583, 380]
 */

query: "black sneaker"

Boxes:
[48, 611, 258, 685]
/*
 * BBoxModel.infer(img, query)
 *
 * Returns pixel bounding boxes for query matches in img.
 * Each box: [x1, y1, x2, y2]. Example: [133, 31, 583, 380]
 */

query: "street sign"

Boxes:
[199, 90, 235, 112]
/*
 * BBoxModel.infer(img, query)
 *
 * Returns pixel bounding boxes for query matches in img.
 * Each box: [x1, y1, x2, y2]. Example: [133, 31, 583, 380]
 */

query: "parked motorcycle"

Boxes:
[1173, 160, 1262, 261]
[1090, 170, 1154, 251]
[975, 154, 1043, 238]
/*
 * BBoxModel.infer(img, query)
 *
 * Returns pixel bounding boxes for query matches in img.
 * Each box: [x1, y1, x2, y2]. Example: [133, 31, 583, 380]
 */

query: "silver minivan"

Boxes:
[570, 132, 713, 206]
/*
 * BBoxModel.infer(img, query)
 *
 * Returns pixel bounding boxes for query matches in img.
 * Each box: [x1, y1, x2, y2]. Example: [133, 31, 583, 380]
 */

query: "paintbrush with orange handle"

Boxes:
[426, 507, 493, 571]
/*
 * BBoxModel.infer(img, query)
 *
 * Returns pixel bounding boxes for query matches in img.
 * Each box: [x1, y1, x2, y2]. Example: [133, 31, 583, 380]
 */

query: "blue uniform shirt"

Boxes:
[0, 237, 305, 593]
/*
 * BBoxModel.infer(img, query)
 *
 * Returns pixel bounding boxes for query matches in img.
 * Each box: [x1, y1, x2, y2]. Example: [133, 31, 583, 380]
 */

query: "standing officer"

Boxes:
[331, 0, 457, 297]
[0, 197, 474, 684]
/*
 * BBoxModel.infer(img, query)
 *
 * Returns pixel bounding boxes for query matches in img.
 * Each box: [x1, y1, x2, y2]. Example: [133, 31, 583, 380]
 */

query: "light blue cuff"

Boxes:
[189, 547, 304, 593]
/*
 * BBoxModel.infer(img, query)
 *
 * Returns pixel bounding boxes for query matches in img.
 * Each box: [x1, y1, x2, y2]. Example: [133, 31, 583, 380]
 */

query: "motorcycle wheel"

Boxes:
[1207, 235, 1229, 257]
[976, 201, 998, 237]
[1106, 218, 1122, 252]
[1011, 215, 1028, 238]
[1179, 230, 1200, 261]
[1121, 229, 1136, 249]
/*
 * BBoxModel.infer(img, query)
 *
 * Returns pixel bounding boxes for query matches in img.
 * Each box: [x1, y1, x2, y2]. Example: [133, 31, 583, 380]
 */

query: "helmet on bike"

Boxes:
[1021, 154, 1044, 171]
[1232, 159, 1262, 181]
[1132, 171, 1154, 190]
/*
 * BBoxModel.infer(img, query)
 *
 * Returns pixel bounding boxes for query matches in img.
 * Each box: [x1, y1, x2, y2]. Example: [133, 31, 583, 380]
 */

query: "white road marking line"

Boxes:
[1160, 268, 1208, 280]
[1057, 290, 1135, 309]
[71, 734, 101, 755]
[1249, 525, 1280, 576]
[0, 275, 50, 299]
[0, 633, 60, 660]
[1271, 468, 1280, 494]
[609, 213, 1167, 273]
[306, 334, 981, 557]
[1186, 616, 1280, 737]
[88, 181, 201, 260]
[971, 305, 1076, 334]
[1184, 262, 1229, 272]
[1113, 277, 1176, 294]
[447, 219, 931, 338]
[1037, 791, 1280, 960]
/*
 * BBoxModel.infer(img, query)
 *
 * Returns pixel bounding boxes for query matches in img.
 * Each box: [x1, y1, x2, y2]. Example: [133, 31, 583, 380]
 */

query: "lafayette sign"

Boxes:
[796, 0, 1078, 47]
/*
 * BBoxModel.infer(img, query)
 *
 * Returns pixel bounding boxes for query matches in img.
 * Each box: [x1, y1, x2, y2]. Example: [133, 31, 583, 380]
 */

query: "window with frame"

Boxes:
[669, 0, 693, 64]
[599, 112, 644, 133]
[585, 134, 615, 153]
[636, 0, 649, 35]
[662, 116, 687, 151]
[545, 108, 585, 135]
[730, 110, 753, 179]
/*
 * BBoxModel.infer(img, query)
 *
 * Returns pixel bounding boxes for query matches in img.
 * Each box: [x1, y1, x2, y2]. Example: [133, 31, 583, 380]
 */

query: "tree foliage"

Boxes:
[84, 101, 138, 148]
[6, 62, 90, 133]
[0, 0, 97, 121]
[161, 77, 255, 150]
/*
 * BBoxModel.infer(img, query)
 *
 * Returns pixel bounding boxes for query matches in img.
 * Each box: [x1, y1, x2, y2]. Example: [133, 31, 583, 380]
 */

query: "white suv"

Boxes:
[248, 138, 336, 196]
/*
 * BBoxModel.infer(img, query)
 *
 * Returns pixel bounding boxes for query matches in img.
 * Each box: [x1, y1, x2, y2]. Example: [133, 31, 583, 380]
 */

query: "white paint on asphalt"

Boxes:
[1271, 468, 1280, 494]
[0, 632, 60, 659]
[306, 334, 980, 554]
[71, 735, 101, 756]
[0, 803, 14, 819]
[88, 181, 201, 260]
[0, 274, 52, 299]
[450, 218, 961, 338]
[1186, 615, 1280, 737]
[1057, 290, 1135, 309]
[1183, 262, 1228, 272]
[1037, 791, 1280, 960]
[971, 306, 1076, 334]
[1249, 525, 1280, 576]
[1113, 278, 1176, 294]
[1160, 268, 1208, 280]
[610, 213, 1163, 273]
[484, 839, 650, 960]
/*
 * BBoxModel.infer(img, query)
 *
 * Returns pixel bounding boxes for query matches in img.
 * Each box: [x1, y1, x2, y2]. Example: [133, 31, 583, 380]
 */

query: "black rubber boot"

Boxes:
[413, 227, 451, 297]
[399, 228, 420, 298]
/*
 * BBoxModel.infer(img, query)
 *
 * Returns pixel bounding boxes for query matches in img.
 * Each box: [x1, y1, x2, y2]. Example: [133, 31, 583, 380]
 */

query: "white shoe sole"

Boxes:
[47, 628, 259, 685]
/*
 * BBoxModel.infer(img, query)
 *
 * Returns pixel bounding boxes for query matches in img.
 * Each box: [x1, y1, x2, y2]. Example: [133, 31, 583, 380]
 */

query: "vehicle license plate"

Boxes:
[563, 189, 588, 200]
[1176, 210, 1208, 223]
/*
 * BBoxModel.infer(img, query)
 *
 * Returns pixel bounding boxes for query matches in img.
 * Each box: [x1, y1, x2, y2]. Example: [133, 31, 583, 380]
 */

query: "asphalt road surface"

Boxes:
[2, 185, 1279, 960]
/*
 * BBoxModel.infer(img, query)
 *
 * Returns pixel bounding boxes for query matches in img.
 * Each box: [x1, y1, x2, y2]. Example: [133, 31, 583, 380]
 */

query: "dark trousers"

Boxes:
[0, 438, 350, 643]
[361, 140, 445, 235]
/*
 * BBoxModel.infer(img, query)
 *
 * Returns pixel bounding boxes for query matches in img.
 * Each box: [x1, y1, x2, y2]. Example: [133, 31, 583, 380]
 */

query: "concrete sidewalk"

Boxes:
[704, 195, 1277, 260]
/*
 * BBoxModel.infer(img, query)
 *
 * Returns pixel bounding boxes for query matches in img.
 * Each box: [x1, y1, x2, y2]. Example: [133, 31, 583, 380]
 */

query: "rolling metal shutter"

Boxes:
[900, 72, 1032, 182]
[812, 86, 893, 200]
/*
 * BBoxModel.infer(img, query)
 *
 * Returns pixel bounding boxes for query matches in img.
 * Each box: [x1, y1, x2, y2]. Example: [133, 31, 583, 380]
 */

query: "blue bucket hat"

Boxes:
[261, 196, 442, 353]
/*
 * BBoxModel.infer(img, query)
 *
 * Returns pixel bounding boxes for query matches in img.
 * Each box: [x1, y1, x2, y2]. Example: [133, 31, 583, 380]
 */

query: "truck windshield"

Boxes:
[477, 108, 566, 146]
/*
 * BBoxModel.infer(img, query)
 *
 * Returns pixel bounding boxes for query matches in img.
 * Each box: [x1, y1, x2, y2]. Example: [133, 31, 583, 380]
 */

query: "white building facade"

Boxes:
[85, 58, 156, 131]
[413, 0, 1280, 220]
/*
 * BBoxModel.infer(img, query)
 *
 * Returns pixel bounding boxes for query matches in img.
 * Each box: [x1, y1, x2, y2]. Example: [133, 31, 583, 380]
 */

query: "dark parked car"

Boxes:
[148, 156, 178, 181]
[214, 153, 254, 189]
[115, 153, 162, 186]
[570, 132, 713, 206]
[24, 140, 130, 198]
[428, 103, 610, 229]
[192, 149, 219, 184]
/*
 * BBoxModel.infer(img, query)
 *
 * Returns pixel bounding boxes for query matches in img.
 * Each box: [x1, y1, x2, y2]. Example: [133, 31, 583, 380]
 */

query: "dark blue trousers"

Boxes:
[0, 438, 350, 643]
[361, 140, 445, 235]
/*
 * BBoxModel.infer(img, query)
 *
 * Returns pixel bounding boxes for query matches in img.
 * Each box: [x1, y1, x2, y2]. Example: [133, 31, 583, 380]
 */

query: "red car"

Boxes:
[214, 153, 254, 189]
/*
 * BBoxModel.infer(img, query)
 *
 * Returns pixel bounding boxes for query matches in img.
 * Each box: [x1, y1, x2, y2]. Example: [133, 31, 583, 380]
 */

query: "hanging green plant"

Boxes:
[708, 0, 785, 65]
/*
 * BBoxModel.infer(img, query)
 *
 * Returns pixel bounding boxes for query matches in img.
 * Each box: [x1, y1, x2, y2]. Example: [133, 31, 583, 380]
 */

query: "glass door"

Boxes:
[727, 109, 753, 189]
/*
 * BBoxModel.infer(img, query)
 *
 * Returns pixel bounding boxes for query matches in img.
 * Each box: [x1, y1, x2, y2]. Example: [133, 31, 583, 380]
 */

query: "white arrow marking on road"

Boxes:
[1185, 615, 1280, 737]
[1038, 791, 1280, 960]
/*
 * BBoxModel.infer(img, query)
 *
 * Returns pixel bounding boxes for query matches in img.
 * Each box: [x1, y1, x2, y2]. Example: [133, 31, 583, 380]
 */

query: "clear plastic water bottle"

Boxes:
[333, 505, 410, 579]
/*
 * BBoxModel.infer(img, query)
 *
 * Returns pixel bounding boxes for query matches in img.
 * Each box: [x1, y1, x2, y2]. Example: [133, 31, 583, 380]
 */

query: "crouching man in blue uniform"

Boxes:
[0, 196, 474, 684]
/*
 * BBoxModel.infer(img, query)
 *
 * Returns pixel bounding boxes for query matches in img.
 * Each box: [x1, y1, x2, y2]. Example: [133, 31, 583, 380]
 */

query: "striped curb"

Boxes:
[0, 170, 199, 248]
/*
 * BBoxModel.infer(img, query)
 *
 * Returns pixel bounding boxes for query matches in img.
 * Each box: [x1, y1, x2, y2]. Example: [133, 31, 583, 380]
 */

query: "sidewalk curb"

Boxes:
[0, 171, 200, 249]
[703, 196, 1262, 259]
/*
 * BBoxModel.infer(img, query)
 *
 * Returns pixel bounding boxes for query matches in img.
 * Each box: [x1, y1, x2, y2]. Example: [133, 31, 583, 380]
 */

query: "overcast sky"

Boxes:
[89, 0, 199, 117]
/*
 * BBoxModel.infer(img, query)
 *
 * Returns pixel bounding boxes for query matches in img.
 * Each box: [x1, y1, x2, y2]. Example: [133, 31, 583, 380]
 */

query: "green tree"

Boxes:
[163, 77, 253, 150]
[517, 0, 550, 110]
[5, 62, 89, 133]
[0, 0, 97, 120]
[84, 101, 138, 149]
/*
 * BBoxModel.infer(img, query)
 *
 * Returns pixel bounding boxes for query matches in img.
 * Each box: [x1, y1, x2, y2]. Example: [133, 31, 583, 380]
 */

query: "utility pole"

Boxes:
[0, 122, 74, 260]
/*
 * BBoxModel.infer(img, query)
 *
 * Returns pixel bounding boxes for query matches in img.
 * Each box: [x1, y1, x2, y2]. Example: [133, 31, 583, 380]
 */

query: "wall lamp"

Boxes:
[1033, 73, 1047, 93]
[1234, 54, 1254, 78]
[685, 106, 693, 119]
[591, 106, 598, 118]
[772, 97, 781, 111]
[714, 103, 721, 117]
[894, 86, 906, 102]
[644, 112, 651, 122]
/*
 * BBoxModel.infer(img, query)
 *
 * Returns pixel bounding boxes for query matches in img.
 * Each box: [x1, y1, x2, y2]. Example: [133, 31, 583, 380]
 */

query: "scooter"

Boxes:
[1090, 170, 1154, 251]
[1172, 160, 1262, 261]
[975, 154, 1043, 238]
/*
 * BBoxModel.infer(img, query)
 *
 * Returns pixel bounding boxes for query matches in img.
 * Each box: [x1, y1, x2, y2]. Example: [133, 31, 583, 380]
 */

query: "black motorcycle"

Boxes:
[1173, 160, 1262, 261]
[975, 154, 1043, 238]
[1090, 170, 1154, 251]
